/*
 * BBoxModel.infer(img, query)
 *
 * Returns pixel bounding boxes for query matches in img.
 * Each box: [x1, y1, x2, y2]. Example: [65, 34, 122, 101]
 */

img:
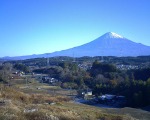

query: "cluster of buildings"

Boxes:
[78, 89, 93, 100]
[116, 64, 140, 70]
[97, 94, 126, 107]
[78, 90, 126, 107]
[41, 76, 59, 85]
[12, 71, 25, 76]
[78, 63, 92, 70]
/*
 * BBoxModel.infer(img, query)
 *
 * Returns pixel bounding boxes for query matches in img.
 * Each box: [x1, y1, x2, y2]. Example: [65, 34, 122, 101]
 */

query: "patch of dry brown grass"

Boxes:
[0, 85, 126, 120]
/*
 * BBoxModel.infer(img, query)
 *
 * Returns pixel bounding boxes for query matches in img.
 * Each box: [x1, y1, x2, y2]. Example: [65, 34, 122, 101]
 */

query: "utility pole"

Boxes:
[26, 77, 27, 87]
[101, 49, 104, 62]
[47, 54, 49, 68]
[120, 49, 123, 57]
[72, 52, 76, 62]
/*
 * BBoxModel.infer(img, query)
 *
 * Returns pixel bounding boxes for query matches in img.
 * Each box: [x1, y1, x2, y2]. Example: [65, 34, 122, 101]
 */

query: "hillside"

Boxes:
[0, 84, 150, 120]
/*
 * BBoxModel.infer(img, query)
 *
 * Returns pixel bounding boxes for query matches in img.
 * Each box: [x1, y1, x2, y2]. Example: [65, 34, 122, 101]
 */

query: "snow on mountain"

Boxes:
[47, 32, 150, 57]
[2, 32, 150, 60]
[101, 32, 124, 39]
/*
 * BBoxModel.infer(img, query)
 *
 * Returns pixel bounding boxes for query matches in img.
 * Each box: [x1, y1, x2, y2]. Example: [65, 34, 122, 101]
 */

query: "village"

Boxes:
[32, 73, 127, 108]
[8, 70, 127, 108]
[38, 75, 127, 108]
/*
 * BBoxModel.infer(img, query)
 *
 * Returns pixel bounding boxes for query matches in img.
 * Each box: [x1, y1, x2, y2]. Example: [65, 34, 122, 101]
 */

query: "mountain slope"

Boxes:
[48, 32, 150, 57]
[2, 32, 150, 60]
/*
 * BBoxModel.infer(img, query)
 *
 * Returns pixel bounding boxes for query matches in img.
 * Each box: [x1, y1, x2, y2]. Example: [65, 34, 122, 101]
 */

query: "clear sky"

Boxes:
[0, 0, 150, 57]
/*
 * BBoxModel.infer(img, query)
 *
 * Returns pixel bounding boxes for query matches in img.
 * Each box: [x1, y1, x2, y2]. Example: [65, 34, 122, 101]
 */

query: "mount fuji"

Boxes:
[47, 32, 150, 57]
[2, 32, 150, 60]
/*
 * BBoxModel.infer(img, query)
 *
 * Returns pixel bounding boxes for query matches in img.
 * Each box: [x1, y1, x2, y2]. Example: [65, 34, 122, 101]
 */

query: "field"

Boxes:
[9, 74, 76, 96]
[0, 85, 124, 120]
[0, 74, 150, 120]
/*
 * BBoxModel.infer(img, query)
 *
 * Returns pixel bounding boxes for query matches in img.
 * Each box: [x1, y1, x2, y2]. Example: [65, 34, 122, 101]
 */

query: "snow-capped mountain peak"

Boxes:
[3, 32, 150, 60]
[102, 32, 124, 39]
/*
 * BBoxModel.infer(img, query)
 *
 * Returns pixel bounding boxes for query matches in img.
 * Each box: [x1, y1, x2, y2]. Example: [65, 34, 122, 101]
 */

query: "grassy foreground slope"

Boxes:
[0, 85, 149, 120]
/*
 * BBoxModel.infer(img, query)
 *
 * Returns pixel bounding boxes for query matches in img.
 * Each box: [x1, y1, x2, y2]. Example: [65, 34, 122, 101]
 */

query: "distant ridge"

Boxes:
[2, 32, 150, 60]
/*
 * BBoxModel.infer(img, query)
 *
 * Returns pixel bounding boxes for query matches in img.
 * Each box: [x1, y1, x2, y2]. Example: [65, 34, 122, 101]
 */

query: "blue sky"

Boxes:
[0, 0, 150, 57]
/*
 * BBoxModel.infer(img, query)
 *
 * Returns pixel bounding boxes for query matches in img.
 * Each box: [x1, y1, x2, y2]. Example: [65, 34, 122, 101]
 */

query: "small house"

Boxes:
[78, 89, 93, 100]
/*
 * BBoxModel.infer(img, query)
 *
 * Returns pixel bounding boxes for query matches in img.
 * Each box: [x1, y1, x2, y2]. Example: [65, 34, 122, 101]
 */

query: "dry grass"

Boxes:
[103, 107, 150, 120]
[0, 85, 127, 120]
